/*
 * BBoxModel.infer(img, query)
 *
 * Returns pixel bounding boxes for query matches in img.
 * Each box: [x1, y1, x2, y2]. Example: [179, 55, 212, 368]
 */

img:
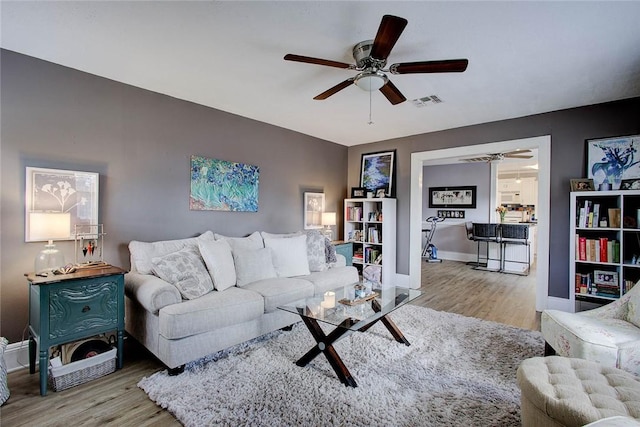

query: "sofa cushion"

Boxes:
[233, 248, 277, 287]
[264, 234, 311, 277]
[129, 230, 215, 274]
[301, 266, 360, 295]
[198, 239, 236, 291]
[158, 287, 264, 339]
[626, 289, 640, 328]
[215, 231, 263, 253]
[151, 247, 214, 300]
[242, 277, 314, 313]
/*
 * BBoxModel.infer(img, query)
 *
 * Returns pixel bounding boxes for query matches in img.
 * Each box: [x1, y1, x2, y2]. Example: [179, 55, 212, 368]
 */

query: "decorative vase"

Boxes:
[500, 212, 506, 223]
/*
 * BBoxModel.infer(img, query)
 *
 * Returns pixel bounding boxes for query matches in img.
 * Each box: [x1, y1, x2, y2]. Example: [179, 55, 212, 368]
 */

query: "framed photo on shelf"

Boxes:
[428, 186, 476, 208]
[25, 167, 99, 242]
[351, 187, 366, 198]
[586, 134, 640, 190]
[570, 178, 595, 192]
[375, 188, 386, 198]
[303, 192, 324, 230]
[360, 150, 395, 197]
[620, 179, 640, 190]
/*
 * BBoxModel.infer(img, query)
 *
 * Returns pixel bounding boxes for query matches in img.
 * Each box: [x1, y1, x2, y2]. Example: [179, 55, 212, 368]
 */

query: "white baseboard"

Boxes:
[5, 340, 34, 373]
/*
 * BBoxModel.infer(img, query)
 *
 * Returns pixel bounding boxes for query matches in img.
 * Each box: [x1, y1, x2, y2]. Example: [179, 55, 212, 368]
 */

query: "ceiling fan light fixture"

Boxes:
[354, 71, 387, 91]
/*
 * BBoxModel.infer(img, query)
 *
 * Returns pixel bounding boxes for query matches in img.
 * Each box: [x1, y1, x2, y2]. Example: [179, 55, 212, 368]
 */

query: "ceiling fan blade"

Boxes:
[379, 80, 406, 105]
[462, 157, 491, 162]
[503, 149, 531, 155]
[313, 78, 354, 100]
[505, 155, 534, 159]
[390, 59, 469, 74]
[284, 54, 352, 69]
[370, 15, 408, 61]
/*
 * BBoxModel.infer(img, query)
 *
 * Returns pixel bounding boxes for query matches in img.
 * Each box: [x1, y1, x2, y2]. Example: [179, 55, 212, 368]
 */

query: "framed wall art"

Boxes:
[360, 150, 395, 197]
[570, 178, 595, 192]
[304, 192, 325, 229]
[25, 167, 99, 242]
[190, 155, 259, 212]
[428, 186, 477, 208]
[587, 134, 640, 190]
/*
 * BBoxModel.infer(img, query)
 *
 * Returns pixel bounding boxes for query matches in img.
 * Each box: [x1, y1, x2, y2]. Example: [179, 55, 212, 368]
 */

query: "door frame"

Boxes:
[409, 135, 551, 311]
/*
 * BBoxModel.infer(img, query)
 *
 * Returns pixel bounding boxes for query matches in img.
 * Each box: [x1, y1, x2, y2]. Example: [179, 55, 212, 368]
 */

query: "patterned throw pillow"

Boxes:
[325, 237, 337, 264]
[627, 288, 640, 328]
[0, 337, 9, 406]
[152, 247, 214, 300]
[304, 230, 328, 272]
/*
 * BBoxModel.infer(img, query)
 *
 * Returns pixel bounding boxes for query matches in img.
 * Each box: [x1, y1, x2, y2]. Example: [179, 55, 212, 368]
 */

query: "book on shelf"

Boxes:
[347, 206, 363, 221]
[575, 235, 619, 263]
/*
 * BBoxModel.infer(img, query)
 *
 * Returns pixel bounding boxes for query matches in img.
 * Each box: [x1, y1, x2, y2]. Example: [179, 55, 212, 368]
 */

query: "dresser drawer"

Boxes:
[48, 277, 120, 340]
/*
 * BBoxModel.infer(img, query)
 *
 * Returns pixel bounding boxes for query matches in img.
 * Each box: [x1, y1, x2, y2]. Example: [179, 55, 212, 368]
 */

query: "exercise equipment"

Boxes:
[422, 216, 445, 263]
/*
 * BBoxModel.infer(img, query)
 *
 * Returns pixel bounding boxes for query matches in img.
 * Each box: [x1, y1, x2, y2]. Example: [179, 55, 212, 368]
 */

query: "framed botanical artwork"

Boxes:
[428, 186, 477, 208]
[360, 150, 395, 197]
[620, 179, 640, 190]
[190, 155, 259, 212]
[587, 134, 640, 190]
[570, 178, 595, 192]
[25, 167, 99, 242]
[304, 192, 324, 229]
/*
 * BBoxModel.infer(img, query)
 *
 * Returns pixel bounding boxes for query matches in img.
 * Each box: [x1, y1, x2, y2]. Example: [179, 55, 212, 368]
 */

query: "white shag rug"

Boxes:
[138, 305, 543, 427]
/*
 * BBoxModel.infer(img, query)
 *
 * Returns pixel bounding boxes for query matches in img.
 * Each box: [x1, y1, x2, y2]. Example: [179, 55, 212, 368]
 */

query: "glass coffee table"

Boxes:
[278, 283, 421, 387]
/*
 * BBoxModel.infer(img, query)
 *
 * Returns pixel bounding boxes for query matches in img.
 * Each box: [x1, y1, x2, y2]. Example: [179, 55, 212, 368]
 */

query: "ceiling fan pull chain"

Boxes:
[368, 89, 374, 125]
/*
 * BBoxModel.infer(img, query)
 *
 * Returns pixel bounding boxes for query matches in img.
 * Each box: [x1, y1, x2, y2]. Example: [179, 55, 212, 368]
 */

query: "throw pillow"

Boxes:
[627, 286, 640, 328]
[304, 230, 328, 272]
[325, 237, 337, 264]
[151, 247, 214, 300]
[233, 248, 277, 287]
[263, 234, 311, 277]
[215, 231, 263, 253]
[129, 230, 215, 274]
[198, 239, 236, 292]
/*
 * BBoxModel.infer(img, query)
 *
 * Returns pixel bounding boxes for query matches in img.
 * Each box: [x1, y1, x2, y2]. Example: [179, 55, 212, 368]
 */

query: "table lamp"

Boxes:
[29, 212, 70, 273]
[321, 212, 336, 241]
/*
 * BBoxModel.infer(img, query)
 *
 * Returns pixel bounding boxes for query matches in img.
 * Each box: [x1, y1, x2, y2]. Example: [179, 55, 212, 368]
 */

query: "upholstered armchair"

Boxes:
[541, 283, 640, 376]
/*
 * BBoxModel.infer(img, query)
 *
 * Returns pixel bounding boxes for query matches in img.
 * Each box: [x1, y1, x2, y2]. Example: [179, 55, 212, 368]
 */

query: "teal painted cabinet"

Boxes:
[27, 266, 125, 395]
[333, 241, 354, 266]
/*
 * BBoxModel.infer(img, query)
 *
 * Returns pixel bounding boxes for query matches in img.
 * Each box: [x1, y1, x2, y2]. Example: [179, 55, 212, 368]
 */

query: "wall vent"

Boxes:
[412, 95, 443, 108]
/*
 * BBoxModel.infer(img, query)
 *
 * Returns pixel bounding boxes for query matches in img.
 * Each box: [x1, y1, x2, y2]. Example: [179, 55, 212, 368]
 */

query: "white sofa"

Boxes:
[125, 230, 359, 370]
[541, 282, 640, 376]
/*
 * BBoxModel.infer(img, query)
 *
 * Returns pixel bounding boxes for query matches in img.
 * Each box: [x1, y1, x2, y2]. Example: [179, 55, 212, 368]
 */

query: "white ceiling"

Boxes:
[2, 1, 640, 147]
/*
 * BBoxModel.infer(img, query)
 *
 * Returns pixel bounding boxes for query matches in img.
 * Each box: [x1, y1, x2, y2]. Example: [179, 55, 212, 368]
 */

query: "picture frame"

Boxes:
[570, 178, 595, 192]
[586, 134, 640, 190]
[428, 186, 476, 208]
[25, 167, 99, 242]
[620, 179, 640, 190]
[351, 187, 366, 198]
[375, 188, 386, 198]
[360, 150, 395, 197]
[303, 192, 324, 229]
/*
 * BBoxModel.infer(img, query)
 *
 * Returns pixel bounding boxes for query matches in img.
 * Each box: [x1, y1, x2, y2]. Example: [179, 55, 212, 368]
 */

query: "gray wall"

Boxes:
[423, 162, 490, 258]
[0, 50, 348, 342]
[348, 96, 640, 300]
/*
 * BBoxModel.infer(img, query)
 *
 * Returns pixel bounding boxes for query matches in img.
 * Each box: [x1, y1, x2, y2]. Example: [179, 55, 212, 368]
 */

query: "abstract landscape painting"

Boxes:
[190, 156, 259, 212]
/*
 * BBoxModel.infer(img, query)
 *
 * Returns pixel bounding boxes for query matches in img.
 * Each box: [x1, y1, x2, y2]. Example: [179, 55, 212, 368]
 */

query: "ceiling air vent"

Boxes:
[411, 95, 443, 108]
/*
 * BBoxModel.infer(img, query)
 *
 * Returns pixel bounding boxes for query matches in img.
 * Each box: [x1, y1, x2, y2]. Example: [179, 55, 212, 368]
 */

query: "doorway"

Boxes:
[410, 136, 551, 312]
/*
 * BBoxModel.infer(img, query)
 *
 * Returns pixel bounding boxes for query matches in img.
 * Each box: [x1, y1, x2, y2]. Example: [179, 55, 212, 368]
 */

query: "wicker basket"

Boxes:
[48, 348, 116, 392]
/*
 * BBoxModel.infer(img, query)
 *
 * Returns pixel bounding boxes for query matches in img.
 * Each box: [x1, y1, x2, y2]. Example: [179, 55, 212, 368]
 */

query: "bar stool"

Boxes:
[500, 223, 530, 275]
[472, 223, 501, 271]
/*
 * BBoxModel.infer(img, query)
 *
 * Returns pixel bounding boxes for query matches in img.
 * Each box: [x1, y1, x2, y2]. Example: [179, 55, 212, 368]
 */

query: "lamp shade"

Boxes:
[29, 212, 71, 241]
[322, 212, 337, 226]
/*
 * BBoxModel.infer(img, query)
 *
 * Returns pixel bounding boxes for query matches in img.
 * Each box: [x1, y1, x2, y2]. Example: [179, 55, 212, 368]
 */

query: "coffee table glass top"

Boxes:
[278, 283, 421, 331]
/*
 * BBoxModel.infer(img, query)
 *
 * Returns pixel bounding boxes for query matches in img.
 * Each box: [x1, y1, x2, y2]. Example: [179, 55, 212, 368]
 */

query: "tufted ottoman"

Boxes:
[517, 356, 640, 427]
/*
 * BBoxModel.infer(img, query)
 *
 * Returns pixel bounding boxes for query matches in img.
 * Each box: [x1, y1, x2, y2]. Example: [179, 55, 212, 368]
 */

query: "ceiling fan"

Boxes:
[461, 150, 534, 163]
[283, 15, 468, 105]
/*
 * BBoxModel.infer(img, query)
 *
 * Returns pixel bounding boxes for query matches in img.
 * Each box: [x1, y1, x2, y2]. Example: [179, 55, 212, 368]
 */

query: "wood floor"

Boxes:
[1, 260, 540, 426]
